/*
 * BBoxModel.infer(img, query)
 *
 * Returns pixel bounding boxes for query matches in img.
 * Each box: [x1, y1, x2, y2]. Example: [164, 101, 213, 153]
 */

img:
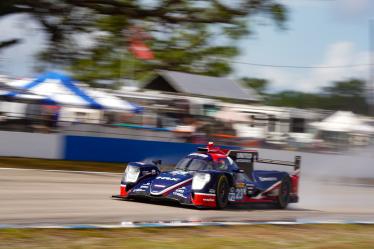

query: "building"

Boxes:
[143, 70, 261, 103]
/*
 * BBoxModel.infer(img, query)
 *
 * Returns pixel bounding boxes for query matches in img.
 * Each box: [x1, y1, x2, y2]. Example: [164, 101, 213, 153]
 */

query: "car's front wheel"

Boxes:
[215, 175, 229, 209]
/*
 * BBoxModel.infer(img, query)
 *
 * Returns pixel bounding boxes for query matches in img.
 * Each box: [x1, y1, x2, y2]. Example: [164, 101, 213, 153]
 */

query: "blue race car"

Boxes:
[113, 142, 301, 209]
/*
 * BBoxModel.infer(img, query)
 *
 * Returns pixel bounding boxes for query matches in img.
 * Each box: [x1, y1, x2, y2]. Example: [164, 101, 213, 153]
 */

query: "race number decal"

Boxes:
[229, 188, 246, 201]
[228, 188, 235, 201]
[235, 188, 246, 200]
[228, 188, 246, 201]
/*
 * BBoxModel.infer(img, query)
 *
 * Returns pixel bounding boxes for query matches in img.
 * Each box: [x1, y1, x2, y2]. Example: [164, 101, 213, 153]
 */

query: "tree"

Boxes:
[240, 77, 269, 94]
[0, 1, 288, 88]
[266, 79, 371, 115]
[321, 79, 370, 114]
[266, 91, 322, 109]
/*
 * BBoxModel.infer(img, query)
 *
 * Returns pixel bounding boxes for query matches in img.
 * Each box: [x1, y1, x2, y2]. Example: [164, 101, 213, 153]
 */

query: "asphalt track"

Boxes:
[1, 166, 374, 226]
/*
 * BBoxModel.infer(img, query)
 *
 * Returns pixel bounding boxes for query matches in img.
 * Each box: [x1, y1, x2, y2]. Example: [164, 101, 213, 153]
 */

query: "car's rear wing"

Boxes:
[257, 157, 301, 171]
[227, 150, 301, 171]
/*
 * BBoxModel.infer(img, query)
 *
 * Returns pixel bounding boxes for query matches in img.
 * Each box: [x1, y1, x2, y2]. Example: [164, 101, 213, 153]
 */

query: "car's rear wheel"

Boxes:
[275, 177, 291, 209]
[216, 175, 229, 209]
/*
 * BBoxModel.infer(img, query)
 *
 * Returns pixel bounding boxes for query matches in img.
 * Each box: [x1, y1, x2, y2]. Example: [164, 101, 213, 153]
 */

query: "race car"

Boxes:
[112, 142, 301, 209]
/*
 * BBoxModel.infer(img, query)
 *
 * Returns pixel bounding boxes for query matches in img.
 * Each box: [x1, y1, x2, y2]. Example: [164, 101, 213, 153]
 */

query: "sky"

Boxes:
[235, 0, 374, 92]
[0, 0, 373, 93]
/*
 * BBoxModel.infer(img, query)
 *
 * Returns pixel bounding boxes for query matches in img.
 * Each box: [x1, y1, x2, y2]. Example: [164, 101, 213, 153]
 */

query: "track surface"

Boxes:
[1, 167, 374, 225]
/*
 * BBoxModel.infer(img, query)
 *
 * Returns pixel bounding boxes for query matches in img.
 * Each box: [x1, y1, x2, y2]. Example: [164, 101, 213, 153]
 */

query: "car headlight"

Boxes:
[123, 165, 140, 183]
[192, 173, 211, 190]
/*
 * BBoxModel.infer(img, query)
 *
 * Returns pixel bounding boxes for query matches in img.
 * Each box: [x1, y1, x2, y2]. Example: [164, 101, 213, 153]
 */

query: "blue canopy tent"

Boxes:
[6, 72, 142, 113]
[0, 81, 54, 104]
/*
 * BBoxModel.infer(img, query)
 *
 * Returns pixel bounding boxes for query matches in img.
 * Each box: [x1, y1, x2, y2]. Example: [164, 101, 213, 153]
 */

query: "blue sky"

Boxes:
[235, 0, 374, 92]
[0, 0, 373, 92]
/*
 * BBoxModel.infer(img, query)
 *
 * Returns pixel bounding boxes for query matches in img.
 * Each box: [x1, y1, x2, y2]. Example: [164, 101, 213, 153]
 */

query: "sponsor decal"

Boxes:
[237, 153, 253, 159]
[235, 182, 245, 188]
[209, 189, 215, 194]
[171, 171, 189, 176]
[173, 192, 186, 198]
[140, 183, 150, 189]
[259, 177, 278, 181]
[202, 198, 215, 202]
[246, 184, 254, 195]
[175, 187, 186, 193]
[154, 184, 166, 188]
[195, 193, 216, 196]
[156, 176, 180, 181]
[133, 188, 145, 192]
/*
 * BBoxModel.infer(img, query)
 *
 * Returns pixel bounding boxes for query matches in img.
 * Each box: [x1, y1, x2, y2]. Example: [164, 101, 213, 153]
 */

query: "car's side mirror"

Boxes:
[153, 160, 162, 165]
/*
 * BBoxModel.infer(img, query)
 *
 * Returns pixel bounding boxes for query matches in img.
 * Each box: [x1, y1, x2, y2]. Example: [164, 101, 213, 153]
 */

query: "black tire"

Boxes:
[216, 175, 229, 209]
[275, 176, 291, 209]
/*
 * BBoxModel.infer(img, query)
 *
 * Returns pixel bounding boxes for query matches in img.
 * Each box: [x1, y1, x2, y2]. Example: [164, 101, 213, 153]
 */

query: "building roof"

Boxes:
[143, 70, 260, 102]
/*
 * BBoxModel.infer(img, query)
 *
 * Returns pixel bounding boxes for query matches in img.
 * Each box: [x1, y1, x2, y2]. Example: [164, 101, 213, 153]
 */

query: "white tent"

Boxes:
[0, 81, 49, 102]
[215, 107, 249, 122]
[310, 111, 374, 133]
[86, 88, 140, 112]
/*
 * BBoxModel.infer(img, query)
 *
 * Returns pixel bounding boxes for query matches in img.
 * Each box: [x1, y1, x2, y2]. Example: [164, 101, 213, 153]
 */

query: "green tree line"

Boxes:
[241, 77, 372, 115]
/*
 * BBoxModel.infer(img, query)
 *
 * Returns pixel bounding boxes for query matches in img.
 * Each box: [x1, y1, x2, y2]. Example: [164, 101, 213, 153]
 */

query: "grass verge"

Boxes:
[0, 157, 174, 173]
[0, 225, 374, 249]
[0, 157, 125, 173]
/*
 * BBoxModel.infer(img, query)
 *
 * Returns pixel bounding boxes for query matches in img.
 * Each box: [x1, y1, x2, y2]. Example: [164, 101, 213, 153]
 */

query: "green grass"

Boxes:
[0, 157, 174, 173]
[0, 225, 374, 249]
[0, 157, 126, 173]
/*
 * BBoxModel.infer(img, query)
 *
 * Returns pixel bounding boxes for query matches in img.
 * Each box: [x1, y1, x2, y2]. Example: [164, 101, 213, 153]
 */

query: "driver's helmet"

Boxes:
[216, 159, 226, 170]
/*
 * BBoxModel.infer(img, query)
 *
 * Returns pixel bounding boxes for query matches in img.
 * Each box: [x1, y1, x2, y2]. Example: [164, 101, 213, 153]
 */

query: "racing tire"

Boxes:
[275, 176, 291, 209]
[215, 175, 229, 209]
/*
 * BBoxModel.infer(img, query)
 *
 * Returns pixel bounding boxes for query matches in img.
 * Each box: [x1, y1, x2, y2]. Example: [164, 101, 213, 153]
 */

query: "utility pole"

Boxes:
[370, 19, 374, 116]
[119, 46, 126, 87]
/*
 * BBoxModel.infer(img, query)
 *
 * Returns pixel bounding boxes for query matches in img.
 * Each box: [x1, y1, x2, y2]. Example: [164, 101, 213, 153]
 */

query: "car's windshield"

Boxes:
[175, 157, 212, 171]
[175, 158, 190, 170]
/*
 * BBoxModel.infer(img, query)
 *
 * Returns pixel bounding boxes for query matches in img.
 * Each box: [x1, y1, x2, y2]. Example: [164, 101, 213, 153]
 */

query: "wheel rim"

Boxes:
[217, 178, 229, 207]
[220, 181, 227, 203]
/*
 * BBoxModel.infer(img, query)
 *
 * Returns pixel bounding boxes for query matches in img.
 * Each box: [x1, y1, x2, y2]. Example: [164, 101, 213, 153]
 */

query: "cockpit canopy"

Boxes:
[175, 153, 238, 172]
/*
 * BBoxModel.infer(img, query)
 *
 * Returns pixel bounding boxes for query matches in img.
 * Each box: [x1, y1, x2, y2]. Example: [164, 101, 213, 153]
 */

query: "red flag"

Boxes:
[129, 40, 154, 60]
